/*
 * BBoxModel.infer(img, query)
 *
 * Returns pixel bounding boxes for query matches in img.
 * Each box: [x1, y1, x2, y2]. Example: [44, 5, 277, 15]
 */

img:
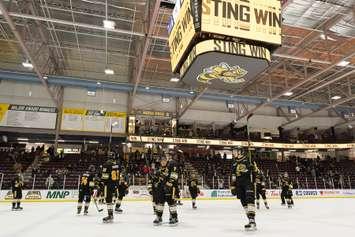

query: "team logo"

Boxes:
[197, 62, 247, 84]
[4, 190, 13, 200]
[25, 190, 42, 200]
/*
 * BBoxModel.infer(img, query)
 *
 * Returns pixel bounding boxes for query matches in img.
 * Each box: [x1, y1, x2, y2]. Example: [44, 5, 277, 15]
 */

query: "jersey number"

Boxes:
[81, 177, 88, 185]
[111, 170, 119, 181]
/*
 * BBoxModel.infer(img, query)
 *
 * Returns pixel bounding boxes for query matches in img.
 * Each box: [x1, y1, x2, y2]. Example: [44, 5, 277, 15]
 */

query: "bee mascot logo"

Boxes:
[197, 62, 248, 84]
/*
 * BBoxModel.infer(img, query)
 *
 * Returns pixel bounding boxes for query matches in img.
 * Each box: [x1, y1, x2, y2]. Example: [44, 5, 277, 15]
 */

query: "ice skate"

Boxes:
[153, 216, 162, 226]
[102, 215, 113, 223]
[169, 217, 178, 226]
[115, 206, 123, 213]
[244, 219, 257, 231]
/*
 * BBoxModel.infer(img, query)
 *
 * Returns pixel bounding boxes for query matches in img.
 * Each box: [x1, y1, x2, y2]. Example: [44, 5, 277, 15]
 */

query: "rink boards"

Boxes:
[1, 188, 355, 202]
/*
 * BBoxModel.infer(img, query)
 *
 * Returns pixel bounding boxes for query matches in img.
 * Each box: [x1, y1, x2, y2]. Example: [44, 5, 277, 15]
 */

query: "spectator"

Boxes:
[45, 174, 54, 189]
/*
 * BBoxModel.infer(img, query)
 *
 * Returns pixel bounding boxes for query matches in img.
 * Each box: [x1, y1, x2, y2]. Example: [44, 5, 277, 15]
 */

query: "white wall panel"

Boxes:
[133, 93, 176, 112]
[63, 87, 128, 111]
[0, 81, 54, 106]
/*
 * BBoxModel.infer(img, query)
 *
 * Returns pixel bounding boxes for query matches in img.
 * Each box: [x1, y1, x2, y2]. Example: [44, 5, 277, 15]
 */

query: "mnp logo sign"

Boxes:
[46, 190, 70, 199]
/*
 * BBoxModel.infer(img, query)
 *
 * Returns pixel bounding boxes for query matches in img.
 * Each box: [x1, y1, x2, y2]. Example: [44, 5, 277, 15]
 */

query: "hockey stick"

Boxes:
[92, 195, 103, 212]
[246, 113, 254, 182]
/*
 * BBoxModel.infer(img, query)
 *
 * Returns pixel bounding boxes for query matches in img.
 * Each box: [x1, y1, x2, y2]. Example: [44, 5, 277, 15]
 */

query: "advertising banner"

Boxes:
[127, 135, 355, 150]
[61, 107, 126, 133]
[0, 103, 57, 129]
[1, 189, 355, 202]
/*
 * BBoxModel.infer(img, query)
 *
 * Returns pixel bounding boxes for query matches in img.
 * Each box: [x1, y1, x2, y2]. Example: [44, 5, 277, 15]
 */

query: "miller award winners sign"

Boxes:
[168, 0, 281, 90]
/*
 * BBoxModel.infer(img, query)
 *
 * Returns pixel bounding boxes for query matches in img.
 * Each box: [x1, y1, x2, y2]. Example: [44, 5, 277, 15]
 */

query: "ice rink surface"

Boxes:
[1, 199, 354, 237]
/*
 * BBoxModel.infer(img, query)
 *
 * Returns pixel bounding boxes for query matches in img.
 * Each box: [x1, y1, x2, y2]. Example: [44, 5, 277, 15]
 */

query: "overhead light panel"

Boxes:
[145, 86, 150, 90]
[96, 81, 101, 85]
[17, 138, 29, 141]
[170, 77, 180, 82]
[22, 60, 33, 69]
[103, 20, 115, 30]
[104, 68, 114, 75]
[337, 60, 350, 67]
[331, 95, 341, 100]
[283, 91, 293, 96]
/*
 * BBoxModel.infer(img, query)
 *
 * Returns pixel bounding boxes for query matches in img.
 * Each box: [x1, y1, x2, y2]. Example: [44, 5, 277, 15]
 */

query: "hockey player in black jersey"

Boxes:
[188, 174, 199, 209]
[101, 158, 121, 223]
[153, 155, 179, 226]
[114, 174, 129, 213]
[148, 167, 159, 215]
[255, 169, 269, 209]
[11, 174, 24, 211]
[77, 165, 95, 215]
[280, 172, 294, 208]
[230, 149, 258, 231]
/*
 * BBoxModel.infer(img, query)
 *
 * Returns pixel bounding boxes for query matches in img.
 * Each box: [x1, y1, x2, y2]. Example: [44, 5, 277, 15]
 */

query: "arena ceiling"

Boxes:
[0, 0, 354, 121]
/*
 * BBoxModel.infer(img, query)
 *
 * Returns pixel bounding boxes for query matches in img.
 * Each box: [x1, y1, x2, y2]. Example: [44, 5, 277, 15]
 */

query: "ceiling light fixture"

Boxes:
[337, 60, 350, 67]
[104, 68, 114, 75]
[22, 60, 33, 69]
[331, 95, 341, 100]
[145, 86, 150, 90]
[103, 20, 115, 30]
[283, 91, 293, 96]
[320, 33, 336, 41]
[96, 81, 101, 85]
[170, 77, 180, 82]
[189, 90, 194, 94]
[17, 138, 29, 141]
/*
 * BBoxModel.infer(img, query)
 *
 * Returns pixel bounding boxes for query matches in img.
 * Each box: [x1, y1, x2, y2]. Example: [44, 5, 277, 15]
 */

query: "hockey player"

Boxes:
[77, 165, 95, 215]
[175, 184, 183, 206]
[255, 169, 269, 209]
[280, 172, 294, 208]
[101, 157, 121, 223]
[230, 149, 258, 231]
[148, 167, 159, 215]
[153, 155, 179, 226]
[114, 174, 129, 213]
[11, 173, 24, 211]
[188, 174, 199, 209]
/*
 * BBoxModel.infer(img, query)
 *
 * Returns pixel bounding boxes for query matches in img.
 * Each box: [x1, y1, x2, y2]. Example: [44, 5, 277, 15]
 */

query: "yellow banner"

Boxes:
[63, 108, 86, 115]
[0, 103, 9, 122]
[180, 39, 271, 76]
[201, 0, 282, 46]
[169, 0, 196, 73]
[105, 112, 127, 118]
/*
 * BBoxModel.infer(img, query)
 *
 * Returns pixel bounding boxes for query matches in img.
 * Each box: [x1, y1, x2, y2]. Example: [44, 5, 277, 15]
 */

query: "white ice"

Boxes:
[0, 199, 354, 237]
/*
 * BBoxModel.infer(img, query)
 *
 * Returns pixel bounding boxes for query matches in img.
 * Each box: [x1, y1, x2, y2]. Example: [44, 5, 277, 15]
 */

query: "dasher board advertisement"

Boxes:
[201, 0, 282, 47]
[0, 103, 57, 129]
[61, 108, 126, 133]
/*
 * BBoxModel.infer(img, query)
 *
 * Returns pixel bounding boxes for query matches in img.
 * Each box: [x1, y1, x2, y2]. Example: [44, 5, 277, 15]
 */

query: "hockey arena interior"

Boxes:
[0, 0, 355, 236]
